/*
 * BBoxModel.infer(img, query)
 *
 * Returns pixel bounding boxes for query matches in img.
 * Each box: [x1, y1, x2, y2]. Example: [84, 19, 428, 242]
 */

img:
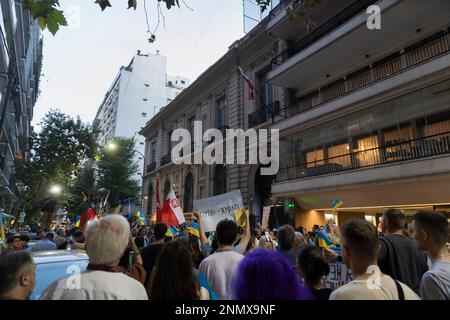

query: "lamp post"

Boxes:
[49, 184, 63, 196]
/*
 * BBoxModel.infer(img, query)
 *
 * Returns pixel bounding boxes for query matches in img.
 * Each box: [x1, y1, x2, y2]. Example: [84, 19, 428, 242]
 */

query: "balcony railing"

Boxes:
[161, 154, 172, 166]
[281, 31, 450, 118]
[276, 131, 450, 182]
[248, 101, 280, 128]
[271, 0, 379, 67]
[146, 162, 156, 174]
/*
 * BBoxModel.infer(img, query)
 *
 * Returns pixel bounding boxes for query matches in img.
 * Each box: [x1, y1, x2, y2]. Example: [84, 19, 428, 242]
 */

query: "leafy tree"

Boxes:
[96, 137, 140, 210]
[25, 0, 183, 41]
[15, 110, 98, 221]
[64, 165, 96, 217]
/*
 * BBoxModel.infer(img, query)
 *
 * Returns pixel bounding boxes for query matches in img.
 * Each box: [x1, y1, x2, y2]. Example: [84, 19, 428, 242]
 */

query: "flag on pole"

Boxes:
[79, 207, 96, 229]
[161, 187, 185, 227]
[332, 199, 344, 209]
[188, 221, 200, 237]
[238, 66, 255, 101]
[156, 178, 162, 222]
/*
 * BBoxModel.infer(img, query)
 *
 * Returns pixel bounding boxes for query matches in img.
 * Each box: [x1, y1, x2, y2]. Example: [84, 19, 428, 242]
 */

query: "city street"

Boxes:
[0, 0, 449, 308]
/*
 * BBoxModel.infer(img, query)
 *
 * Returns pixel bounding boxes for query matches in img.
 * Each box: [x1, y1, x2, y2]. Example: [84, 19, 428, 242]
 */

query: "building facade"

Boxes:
[0, 0, 43, 206]
[141, 0, 450, 229]
[270, 0, 450, 229]
[93, 51, 190, 183]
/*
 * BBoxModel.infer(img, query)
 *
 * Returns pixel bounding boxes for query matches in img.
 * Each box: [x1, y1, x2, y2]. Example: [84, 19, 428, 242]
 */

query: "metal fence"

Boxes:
[276, 131, 450, 182]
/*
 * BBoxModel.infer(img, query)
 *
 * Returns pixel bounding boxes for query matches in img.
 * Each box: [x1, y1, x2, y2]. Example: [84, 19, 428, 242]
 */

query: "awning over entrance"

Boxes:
[287, 176, 450, 211]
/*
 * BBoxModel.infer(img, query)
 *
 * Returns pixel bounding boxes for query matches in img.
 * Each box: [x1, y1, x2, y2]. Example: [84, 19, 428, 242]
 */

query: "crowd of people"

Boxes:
[0, 208, 449, 300]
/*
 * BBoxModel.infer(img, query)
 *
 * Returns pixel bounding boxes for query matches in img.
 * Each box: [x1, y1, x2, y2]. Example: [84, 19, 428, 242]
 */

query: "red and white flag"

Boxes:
[161, 187, 185, 227]
[238, 66, 255, 101]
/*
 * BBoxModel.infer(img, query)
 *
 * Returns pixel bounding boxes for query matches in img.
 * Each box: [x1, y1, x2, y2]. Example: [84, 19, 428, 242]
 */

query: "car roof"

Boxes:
[32, 250, 89, 264]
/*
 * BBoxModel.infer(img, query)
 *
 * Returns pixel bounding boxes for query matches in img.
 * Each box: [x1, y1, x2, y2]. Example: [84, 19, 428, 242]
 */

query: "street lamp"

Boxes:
[106, 142, 117, 151]
[49, 184, 63, 195]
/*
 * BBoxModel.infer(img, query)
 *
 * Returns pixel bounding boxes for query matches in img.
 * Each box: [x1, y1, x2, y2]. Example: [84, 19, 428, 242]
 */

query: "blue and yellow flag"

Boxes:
[207, 232, 215, 246]
[166, 225, 179, 237]
[0, 215, 5, 241]
[332, 199, 344, 209]
[137, 210, 147, 226]
[188, 221, 200, 237]
[74, 215, 81, 227]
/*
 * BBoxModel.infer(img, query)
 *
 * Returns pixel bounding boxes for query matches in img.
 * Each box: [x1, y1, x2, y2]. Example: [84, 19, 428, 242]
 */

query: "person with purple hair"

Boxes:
[232, 249, 312, 300]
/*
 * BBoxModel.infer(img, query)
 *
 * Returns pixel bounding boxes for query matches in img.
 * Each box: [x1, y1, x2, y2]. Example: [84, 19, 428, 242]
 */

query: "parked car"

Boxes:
[30, 250, 89, 300]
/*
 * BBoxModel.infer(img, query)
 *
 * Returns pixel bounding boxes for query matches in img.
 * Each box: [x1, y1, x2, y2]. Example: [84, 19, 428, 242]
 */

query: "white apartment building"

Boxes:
[93, 51, 190, 182]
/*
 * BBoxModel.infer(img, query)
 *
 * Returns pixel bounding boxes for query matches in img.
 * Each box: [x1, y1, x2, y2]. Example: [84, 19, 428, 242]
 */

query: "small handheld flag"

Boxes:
[137, 210, 147, 225]
[166, 224, 179, 238]
[207, 232, 215, 247]
[75, 215, 81, 227]
[188, 221, 200, 237]
[234, 208, 247, 228]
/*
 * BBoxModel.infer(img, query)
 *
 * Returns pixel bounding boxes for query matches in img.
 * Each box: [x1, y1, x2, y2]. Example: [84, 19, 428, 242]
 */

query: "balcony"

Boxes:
[267, 0, 356, 40]
[146, 162, 156, 174]
[248, 101, 280, 128]
[279, 31, 450, 119]
[269, 0, 450, 90]
[276, 131, 450, 182]
[161, 154, 172, 166]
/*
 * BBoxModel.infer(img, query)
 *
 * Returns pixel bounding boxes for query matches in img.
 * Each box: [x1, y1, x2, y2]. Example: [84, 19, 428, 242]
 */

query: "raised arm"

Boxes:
[193, 210, 208, 245]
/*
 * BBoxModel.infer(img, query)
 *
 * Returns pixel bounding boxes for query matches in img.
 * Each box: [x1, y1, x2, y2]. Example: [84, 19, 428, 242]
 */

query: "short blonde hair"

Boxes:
[85, 215, 130, 265]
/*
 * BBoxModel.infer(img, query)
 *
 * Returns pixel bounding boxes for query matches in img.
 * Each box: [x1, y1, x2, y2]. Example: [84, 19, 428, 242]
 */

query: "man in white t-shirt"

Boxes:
[199, 219, 245, 300]
[330, 219, 419, 300]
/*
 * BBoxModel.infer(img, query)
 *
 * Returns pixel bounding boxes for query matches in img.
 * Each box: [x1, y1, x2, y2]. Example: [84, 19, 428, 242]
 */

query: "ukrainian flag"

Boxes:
[137, 210, 147, 225]
[207, 232, 215, 246]
[166, 225, 179, 238]
[75, 215, 81, 227]
[0, 215, 5, 241]
[188, 222, 200, 237]
[332, 199, 344, 209]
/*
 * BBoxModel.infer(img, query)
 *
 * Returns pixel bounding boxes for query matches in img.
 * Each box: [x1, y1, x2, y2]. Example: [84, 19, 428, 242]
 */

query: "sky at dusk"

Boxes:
[32, 0, 246, 128]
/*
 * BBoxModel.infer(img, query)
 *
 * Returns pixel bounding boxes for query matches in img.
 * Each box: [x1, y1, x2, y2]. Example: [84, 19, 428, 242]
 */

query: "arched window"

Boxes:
[183, 173, 194, 212]
[147, 184, 154, 215]
[164, 180, 171, 199]
[213, 165, 227, 196]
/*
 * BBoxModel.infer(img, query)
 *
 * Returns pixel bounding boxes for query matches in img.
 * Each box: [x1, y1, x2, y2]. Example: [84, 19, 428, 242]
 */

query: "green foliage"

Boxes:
[15, 110, 98, 220]
[64, 166, 96, 216]
[24, 0, 180, 35]
[96, 137, 140, 208]
[25, 0, 67, 35]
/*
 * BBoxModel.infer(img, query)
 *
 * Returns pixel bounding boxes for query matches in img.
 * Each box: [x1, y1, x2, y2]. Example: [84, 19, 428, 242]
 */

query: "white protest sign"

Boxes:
[193, 190, 244, 232]
[325, 262, 353, 290]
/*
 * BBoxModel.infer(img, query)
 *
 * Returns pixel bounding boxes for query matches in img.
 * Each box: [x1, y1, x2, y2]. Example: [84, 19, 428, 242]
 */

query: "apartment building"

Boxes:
[93, 51, 190, 183]
[0, 0, 43, 205]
